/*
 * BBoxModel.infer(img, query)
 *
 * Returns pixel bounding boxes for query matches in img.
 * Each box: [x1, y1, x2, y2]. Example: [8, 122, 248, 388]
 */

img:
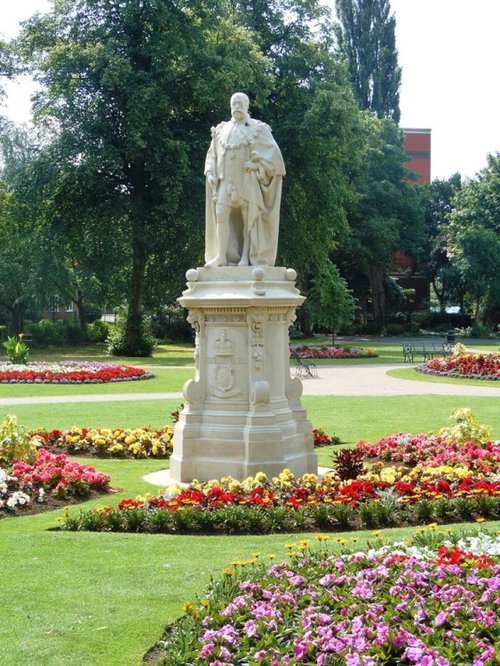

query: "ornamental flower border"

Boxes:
[159, 533, 500, 665]
[418, 352, 500, 381]
[30, 425, 330, 459]
[1, 448, 111, 516]
[34, 426, 174, 459]
[0, 361, 154, 384]
[61, 416, 500, 534]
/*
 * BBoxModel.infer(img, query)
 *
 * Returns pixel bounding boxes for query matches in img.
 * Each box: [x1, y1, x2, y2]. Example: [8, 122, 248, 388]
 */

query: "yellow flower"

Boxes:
[255, 471, 267, 483]
[182, 601, 193, 613]
[267, 553, 276, 560]
[315, 533, 329, 542]
[475, 517, 486, 523]
[221, 568, 234, 576]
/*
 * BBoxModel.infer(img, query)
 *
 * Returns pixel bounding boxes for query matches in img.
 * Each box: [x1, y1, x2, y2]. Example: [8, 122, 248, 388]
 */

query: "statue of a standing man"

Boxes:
[204, 93, 285, 267]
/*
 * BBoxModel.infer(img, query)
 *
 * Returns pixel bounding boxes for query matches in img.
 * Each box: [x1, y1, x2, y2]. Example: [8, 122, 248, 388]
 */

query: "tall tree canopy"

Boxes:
[334, 113, 424, 327]
[421, 174, 463, 314]
[335, 0, 401, 122]
[447, 153, 500, 324]
[12, 0, 365, 345]
[16, 0, 268, 354]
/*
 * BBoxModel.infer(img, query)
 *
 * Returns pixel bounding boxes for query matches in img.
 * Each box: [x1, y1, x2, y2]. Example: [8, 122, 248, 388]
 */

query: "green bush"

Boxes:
[380, 323, 405, 337]
[87, 319, 111, 343]
[26, 319, 65, 345]
[25, 319, 87, 346]
[107, 312, 156, 357]
[0, 325, 7, 342]
[151, 307, 193, 342]
[470, 322, 492, 338]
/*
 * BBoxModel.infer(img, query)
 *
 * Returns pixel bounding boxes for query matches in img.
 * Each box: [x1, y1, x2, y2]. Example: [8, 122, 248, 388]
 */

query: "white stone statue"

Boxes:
[204, 92, 286, 267]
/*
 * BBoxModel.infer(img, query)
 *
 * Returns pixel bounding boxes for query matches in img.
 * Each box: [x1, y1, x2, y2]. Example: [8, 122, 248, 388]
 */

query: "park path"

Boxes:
[0, 364, 499, 406]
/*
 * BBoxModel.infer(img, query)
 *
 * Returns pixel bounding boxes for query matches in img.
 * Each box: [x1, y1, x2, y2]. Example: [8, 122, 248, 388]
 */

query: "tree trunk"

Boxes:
[74, 289, 87, 332]
[368, 265, 386, 329]
[10, 302, 25, 335]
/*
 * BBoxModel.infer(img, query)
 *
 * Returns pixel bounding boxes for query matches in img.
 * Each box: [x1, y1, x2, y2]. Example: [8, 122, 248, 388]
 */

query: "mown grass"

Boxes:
[2, 490, 498, 666]
[1, 340, 499, 665]
[388, 366, 500, 387]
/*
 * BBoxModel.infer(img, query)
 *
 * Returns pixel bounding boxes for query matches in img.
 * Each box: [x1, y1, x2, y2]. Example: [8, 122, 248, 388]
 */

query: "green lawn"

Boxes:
[2, 341, 499, 665]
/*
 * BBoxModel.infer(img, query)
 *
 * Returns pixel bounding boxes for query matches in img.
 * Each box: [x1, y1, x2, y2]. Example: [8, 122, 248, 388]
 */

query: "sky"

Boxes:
[1, 0, 500, 181]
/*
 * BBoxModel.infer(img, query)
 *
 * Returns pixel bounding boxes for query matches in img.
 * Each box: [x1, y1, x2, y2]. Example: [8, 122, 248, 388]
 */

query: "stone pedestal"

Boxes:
[170, 266, 317, 483]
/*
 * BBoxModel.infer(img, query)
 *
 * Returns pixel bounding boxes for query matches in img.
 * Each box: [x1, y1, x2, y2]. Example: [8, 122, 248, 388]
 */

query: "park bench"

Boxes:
[402, 341, 454, 363]
[289, 348, 318, 379]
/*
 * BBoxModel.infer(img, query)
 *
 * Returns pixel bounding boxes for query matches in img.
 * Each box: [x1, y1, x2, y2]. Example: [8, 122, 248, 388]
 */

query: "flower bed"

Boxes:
[34, 426, 174, 458]
[1, 448, 111, 517]
[160, 532, 500, 665]
[31, 425, 330, 458]
[0, 361, 154, 384]
[61, 411, 500, 535]
[292, 346, 378, 359]
[418, 352, 500, 380]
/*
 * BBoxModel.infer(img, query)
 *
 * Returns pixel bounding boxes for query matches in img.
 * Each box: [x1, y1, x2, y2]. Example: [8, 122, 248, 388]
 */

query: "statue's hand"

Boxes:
[242, 161, 259, 172]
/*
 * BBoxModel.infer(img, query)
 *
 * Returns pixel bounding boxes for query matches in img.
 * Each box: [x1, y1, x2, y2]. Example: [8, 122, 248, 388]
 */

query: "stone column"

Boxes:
[169, 265, 317, 482]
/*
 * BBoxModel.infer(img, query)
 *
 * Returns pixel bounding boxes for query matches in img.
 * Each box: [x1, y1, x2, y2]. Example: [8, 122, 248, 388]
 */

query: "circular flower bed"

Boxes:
[292, 346, 378, 359]
[0, 361, 154, 384]
[160, 533, 500, 665]
[418, 352, 500, 380]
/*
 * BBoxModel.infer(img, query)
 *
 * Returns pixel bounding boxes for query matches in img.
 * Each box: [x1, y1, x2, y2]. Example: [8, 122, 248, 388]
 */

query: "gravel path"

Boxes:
[0, 364, 498, 406]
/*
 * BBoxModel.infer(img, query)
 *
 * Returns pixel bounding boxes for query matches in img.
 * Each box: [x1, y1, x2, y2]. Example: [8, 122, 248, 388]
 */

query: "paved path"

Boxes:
[299, 365, 500, 397]
[0, 364, 498, 406]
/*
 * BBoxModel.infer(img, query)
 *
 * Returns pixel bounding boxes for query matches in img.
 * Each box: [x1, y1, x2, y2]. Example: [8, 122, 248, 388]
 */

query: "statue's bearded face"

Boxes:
[230, 94, 249, 121]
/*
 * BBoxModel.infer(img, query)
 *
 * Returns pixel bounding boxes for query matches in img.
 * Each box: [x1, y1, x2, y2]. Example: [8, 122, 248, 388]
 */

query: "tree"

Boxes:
[335, 0, 401, 122]
[16, 0, 269, 354]
[0, 140, 50, 334]
[420, 174, 463, 313]
[447, 154, 500, 325]
[334, 113, 424, 328]
[232, 0, 364, 333]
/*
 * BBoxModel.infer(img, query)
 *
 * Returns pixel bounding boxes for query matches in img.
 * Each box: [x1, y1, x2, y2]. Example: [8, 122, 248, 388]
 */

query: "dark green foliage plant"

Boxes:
[106, 311, 156, 357]
[86, 319, 111, 343]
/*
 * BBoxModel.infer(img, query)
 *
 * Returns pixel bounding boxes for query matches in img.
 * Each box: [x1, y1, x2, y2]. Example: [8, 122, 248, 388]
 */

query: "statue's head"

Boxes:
[230, 92, 250, 121]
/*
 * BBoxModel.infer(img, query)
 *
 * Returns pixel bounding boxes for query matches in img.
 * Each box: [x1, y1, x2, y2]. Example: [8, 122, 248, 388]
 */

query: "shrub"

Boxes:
[26, 319, 66, 345]
[470, 322, 492, 338]
[87, 319, 111, 343]
[151, 306, 193, 342]
[381, 323, 405, 337]
[106, 312, 156, 357]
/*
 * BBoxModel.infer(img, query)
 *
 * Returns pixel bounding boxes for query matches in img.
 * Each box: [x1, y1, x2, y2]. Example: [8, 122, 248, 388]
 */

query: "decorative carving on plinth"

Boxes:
[209, 329, 242, 398]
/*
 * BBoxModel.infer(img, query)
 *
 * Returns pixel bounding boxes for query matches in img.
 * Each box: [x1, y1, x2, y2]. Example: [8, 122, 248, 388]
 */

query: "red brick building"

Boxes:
[402, 127, 431, 184]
